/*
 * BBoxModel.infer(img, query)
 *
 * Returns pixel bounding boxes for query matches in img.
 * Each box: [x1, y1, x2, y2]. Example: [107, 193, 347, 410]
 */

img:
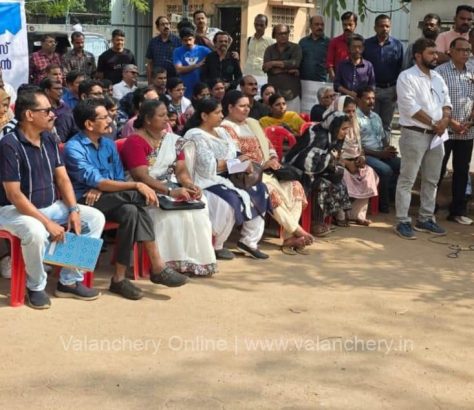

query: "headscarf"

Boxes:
[321, 95, 357, 141]
[0, 88, 12, 129]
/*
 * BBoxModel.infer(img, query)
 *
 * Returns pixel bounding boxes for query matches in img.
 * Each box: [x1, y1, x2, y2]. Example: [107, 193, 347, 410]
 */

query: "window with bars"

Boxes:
[271, 6, 296, 40]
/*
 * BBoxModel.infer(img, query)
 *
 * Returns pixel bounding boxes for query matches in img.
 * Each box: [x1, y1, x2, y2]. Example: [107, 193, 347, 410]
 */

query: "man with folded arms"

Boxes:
[112, 64, 139, 100]
[435, 37, 474, 225]
[394, 38, 452, 239]
[0, 89, 106, 309]
[65, 99, 188, 300]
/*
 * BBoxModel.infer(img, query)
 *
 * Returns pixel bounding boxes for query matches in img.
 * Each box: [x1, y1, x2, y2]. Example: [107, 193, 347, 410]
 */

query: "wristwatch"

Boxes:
[68, 205, 80, 214]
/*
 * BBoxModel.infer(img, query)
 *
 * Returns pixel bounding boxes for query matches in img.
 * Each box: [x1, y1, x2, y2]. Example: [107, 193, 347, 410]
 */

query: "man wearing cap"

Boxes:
[112, 65, 139, 100]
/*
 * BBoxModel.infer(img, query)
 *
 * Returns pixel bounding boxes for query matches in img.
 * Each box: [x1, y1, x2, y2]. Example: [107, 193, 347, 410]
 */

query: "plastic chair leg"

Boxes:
[301, 197, 312, 232]
[369, 195, 379, 216]
[9, 235, 26, 307]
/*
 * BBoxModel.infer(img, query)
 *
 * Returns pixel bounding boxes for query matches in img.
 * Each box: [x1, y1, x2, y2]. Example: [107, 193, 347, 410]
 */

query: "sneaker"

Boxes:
[55, 281, 101, 301]
[215, 248, 235, 260]
[150, 267, 188, 287]
[447, 215, 473, 225]
[0, 256, 11, 279]
[394, 222, 417, 240]
[25, 289, 51, 310]
[109, 278, 144, 300]
[414, 219, 447, 236]
[237, 241, 269, 259]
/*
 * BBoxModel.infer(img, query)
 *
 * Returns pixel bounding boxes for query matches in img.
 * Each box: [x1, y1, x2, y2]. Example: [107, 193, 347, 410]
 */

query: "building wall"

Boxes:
[152, 0, 312, 63]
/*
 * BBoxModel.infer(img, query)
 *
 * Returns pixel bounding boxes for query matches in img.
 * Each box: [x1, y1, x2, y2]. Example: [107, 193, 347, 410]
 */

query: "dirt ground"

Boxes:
[0, 195, 473, 409]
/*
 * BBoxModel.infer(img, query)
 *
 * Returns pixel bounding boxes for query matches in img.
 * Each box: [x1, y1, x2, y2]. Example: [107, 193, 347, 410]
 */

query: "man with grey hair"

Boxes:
[310, 86, 336, 121]
[263, 24, 302, 111]
[112, 64, 139, 100]
[299, 15, 329, 82]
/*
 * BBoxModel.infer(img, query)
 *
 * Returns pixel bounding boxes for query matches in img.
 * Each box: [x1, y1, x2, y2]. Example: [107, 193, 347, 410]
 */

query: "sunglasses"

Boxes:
[30, 107, 54, 115]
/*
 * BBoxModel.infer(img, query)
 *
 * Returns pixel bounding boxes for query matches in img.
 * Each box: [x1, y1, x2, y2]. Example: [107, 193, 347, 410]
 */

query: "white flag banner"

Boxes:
[0, 0, 28, 90]
[301, 80, 333, 114]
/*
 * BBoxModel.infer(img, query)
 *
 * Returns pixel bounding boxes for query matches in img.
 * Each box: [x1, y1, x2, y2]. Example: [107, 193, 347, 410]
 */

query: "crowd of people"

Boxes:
[0, 5, 473, 309]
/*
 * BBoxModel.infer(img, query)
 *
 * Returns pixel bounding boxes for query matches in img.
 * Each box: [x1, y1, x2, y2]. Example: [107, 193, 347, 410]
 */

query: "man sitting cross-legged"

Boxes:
[0, 89, 106, 309]
[64, 99, 187, 300]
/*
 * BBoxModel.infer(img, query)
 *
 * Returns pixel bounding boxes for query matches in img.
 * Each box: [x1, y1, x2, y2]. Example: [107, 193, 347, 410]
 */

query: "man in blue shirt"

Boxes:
[173, 28, 212, 99]
[363, 14, 404, 133]
[65, 99, 188, 301]
[356, 86, 400, 213]
[299, 15, 329, 82]
[334, 34, 375, 99]
[62, 70, 85, 110]
[146, 16, 181, 81]
[0, 89, 105, 309]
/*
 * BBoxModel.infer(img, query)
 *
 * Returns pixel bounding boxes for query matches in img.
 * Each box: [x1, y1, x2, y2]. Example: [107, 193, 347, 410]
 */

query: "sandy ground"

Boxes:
[0, 199, 473, 409]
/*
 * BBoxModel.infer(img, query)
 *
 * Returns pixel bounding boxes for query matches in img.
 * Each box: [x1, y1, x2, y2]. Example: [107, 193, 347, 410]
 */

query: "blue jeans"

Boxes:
[0, 201, 105, 291]
[365, 155, 400, 210]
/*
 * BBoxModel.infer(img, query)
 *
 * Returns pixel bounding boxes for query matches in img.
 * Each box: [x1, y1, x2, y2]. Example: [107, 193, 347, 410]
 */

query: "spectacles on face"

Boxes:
[275, 31, 289, 36]
[245, 82, 258, 86]
[94, 115, 110, 121]
[30, 107, 54, 115]
[89, 91, 104, 96]
[127, 71, 139, 75]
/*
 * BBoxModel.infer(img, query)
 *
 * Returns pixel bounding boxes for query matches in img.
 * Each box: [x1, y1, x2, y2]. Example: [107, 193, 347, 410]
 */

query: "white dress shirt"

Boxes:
[396, 64, 452, 129]
[112, 80, 137, 100]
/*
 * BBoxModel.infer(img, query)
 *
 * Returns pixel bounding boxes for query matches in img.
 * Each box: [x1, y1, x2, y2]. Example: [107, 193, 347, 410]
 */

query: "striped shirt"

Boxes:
[0, 129, 63, 208]
[435, 61, 474, 140]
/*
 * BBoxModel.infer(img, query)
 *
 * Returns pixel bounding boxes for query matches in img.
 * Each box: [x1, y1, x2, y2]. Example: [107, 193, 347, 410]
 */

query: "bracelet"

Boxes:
[68, 205, 80, 214]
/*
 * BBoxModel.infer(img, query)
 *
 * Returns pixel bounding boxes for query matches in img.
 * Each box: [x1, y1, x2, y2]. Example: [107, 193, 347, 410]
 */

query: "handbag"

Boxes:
[158, 195, 205, 211]
[270, 164, 303, 181]
[228, 161, 263, 190]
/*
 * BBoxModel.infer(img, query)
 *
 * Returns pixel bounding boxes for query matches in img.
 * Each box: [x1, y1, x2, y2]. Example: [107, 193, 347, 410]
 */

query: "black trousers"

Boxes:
[438, 139, 473, 217]
[80, 190, 155, 266]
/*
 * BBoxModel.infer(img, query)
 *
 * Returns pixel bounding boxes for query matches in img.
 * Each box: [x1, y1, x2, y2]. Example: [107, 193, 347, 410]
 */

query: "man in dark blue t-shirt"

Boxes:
[0, 89, 105, 309]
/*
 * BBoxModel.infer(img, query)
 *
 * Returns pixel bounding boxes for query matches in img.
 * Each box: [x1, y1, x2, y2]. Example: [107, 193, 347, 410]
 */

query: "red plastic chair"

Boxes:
[264, 126, 297, 159]
[115, 138, 126, 153]
[0, 230, 95, 307]
[299, 112, 311, 122]
[300, 121, 315, 136]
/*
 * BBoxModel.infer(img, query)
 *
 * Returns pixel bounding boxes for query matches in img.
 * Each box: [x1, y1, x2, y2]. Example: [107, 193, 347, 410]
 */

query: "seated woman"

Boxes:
[166, 77, 191, 116]
[337, 96, 379, 226]
[120, 99, 217, 276]
[310, 86, 336, 122]
[182, 98, 272, 260]
[182, 82, 210, 124]
[121, 86, 159, 138]
[260, 84, 276, 109]
[259, 94, 305, 136]
[284, 110, 352, 237]
[209, 79, 226, 103]
[221, 91, 313, 254]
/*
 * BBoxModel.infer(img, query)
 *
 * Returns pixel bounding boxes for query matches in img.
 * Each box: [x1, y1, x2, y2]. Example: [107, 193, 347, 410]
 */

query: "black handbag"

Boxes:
[228, 161, 263, 190]
[270, 164, 303, 181]
[158, 195, 205, 211]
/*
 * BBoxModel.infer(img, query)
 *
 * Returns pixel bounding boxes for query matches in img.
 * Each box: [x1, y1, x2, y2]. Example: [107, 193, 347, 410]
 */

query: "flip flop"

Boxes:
[281, 245, 297, 255]
[334, 219, 350, 227]
[355, 218, 372, 226]
[295, 247, 310, 255]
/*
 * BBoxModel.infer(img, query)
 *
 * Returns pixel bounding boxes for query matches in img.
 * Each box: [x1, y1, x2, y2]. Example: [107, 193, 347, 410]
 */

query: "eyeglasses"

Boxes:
[89, 92, 104, 96]
[127, 71, 139, 75]
[275, 31, 289, 35]
[30, 107, 54, 115]
[245, 82, 258, 86]
[94, 115, 110, 121]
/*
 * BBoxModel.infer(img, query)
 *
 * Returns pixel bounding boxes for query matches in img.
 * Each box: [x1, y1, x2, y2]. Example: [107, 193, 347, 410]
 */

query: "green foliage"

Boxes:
[323, 0, 368, 22]
[25, 0, 149, 18]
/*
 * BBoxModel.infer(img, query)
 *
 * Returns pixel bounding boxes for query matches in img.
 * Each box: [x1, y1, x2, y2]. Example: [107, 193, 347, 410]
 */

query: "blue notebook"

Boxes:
[44, 232, 103, 271]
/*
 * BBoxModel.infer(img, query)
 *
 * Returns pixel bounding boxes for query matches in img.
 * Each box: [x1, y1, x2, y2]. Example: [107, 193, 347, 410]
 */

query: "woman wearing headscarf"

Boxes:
[284, 108, 352, 236]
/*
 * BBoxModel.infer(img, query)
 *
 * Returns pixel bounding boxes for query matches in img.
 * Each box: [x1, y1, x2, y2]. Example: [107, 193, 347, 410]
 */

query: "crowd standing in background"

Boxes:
[0, 5, 473, 309]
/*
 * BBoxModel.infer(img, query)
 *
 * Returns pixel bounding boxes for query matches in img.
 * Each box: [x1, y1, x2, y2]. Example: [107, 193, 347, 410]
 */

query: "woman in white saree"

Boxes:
[181, 98, 272, 260]
[121, 100, 216, 276]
